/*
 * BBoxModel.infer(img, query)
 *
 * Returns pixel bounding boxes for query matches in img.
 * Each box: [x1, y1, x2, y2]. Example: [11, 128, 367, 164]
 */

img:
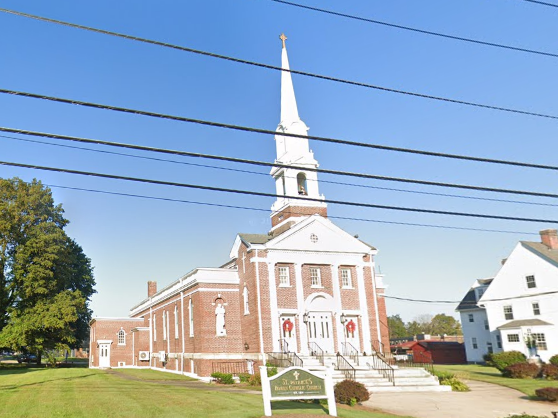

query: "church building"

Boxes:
[89, 35, 389, 377]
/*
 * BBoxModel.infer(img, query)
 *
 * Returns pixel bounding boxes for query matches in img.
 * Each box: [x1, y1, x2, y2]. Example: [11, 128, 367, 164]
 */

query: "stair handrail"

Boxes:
[278, 338, 289, 353]
[290, 352, 304, 368]
[336, 352, 356, 380]
[307, 342, 324, 366]
[265, 352, 293, 368]
[368, 344, 395, 385]
[340, 342, 359, 366]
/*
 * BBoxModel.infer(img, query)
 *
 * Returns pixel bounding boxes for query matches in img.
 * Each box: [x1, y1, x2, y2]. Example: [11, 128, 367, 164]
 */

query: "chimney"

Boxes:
[540, 229, 558, 250]
[148, 281, 157, 298]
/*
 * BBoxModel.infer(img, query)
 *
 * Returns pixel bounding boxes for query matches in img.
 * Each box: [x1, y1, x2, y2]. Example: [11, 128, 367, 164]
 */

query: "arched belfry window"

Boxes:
[297, 173, 307, 195]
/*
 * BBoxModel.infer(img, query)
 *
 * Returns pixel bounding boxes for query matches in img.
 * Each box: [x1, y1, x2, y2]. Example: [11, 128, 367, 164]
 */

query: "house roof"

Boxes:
[238, 233, 272, 246]
[456, 289, 478, 311]
[521, 241, 558, 267]
[497, 319, 553, 329]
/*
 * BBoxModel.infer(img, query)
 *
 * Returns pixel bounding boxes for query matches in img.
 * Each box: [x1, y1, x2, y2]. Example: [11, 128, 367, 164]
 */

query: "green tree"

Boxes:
[387, 315, 408, 339]
[430, 313, 462, 336]
[0, 178, 95, 360]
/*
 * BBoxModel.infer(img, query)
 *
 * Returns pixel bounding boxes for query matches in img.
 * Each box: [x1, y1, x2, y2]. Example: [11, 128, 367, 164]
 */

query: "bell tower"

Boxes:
[270, 34, 327, 235]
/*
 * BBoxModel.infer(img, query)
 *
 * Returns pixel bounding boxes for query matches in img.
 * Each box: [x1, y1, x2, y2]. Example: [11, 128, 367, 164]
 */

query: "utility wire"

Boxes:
[521, 0, 558, 8]
[0, 8, 557, 120]
[1, 158, 558, 223]
[270, 0, 558, 59]
[44, 183, 536, 235]
[2, 91, 558, 173]
[4, 132, 557, 208]
[383, 289, 558, 304]
[3, 126, 558, 200]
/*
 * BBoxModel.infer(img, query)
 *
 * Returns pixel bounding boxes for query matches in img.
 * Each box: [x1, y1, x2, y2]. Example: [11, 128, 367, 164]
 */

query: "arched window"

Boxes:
[189, 299, 194, 337]
[297, 173, 307, 195]
[243, 286, 249, 315]
[117, 329, 125, 345]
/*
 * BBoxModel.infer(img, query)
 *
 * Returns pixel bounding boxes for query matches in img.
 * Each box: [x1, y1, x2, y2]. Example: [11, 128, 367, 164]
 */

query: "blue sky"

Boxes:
[1, 0, 557, 322]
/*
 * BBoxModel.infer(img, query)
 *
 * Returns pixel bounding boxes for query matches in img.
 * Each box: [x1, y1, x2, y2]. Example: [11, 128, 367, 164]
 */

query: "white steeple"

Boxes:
[270, 34, 327, 233]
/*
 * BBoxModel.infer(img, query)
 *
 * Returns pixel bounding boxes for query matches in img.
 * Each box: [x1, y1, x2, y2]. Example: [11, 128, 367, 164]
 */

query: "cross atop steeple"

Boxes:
[279, 33, 287, 49]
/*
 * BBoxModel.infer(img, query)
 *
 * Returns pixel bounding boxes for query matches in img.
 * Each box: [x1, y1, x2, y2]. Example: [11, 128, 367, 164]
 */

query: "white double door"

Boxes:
[307, 311, 334, 353]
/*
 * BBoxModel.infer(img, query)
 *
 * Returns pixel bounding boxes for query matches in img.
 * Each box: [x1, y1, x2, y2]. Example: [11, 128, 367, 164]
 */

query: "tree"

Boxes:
[0, 178, 95, 360]
[430, 313, 462, 336]
[387, 315, 408, 339]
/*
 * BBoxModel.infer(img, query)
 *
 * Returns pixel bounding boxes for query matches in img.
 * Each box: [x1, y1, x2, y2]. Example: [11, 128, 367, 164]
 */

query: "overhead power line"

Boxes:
[1, 8, 557, 120]
[270, 0, 558, 59]
[521, 0, 558, 8]
[44, 183, 536, 235]
[3, 126, 558, 200]
[1, 158, 558, 224]
[4, 132, 558, 208]
[383, 289, 558, 304]
[2, 90, 558, 172]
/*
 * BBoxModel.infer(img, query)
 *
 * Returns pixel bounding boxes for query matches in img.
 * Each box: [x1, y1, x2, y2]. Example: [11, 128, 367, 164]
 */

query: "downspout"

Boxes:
[369, 255, 382, 352]
[255, 249, 265, 358]
[149, 306, 153, 367]
[180, 290, 185, 374]
[132, 331, 135, 366]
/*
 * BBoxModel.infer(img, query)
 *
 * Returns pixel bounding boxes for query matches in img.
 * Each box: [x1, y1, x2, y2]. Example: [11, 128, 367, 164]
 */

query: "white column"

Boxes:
[267, 262, 280, 352]
[294, 263, 308, 354]
[330, 264, 344, 353]
[356, 266, 372, 353]
[369, 259, 383, 353]
[254, 250, 265, 354]
[180, 291, 185, 374]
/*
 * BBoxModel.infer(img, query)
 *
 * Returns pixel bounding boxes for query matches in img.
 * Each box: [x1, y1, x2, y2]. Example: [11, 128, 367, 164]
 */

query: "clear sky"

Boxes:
[1, 0, 558, 323]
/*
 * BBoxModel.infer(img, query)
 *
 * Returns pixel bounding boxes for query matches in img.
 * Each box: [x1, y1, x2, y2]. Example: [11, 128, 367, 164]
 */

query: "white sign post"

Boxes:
[260, 366, 337, 417]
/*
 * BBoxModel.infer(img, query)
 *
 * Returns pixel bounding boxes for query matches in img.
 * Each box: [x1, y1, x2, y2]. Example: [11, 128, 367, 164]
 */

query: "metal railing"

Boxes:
[341, 342, 359, 366]
[211, 361, 247, 375]
[278, 339, 289, 353]
[336, 353, 356, 380]
[366, 353, 395, 385]
[291, 352, 304, 368]
[307, 342, 324, 366]
[371, 339, 385, 355]
[396, 351, 434, 375]
[266, 351, 304, 368]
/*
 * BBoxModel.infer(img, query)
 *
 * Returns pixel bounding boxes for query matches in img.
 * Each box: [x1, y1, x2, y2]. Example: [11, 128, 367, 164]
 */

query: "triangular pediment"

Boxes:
[267, 215, 374, 254]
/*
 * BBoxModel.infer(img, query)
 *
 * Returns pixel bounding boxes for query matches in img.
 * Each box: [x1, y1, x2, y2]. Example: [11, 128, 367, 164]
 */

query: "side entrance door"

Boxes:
[307, 312, 334, 353]
[98, 342, 111, 368]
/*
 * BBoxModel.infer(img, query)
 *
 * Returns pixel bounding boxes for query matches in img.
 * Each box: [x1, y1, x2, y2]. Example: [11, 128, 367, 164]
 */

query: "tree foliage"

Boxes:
[0, 178, 95, 356]
[389, 313, 463, 339]
[387, 315, 408, 339]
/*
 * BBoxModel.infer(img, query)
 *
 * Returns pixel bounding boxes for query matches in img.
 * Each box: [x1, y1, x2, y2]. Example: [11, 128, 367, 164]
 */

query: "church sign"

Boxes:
[260, 366, 337, 416]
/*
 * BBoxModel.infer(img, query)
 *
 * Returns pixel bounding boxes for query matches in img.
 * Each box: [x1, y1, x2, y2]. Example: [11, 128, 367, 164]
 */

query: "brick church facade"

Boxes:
[89, 36, 389, 377]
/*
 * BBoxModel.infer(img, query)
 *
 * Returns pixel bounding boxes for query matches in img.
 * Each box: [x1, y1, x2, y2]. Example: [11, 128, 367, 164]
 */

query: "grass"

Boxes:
[434, 364, 558, 397]
[0, 367, 411, 418]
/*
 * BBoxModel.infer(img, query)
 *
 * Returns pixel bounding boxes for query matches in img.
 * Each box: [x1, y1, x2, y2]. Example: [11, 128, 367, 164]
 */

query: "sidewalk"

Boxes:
[363, 380, 558, 418]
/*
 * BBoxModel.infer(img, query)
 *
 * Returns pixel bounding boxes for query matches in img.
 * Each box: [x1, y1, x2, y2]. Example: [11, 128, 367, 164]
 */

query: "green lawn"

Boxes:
[434, 364, 558, 397]
[0, 367, 411, 418]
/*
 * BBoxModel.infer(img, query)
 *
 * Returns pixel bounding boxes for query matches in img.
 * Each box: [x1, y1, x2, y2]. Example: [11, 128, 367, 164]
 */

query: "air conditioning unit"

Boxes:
[138, 351, 150, 361]
[159, 351, 166, 362]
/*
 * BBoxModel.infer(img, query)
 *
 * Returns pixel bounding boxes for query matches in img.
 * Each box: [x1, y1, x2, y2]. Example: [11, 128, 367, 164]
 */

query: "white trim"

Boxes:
[255, 249, 265, 354]
[294, 263, 309, 354]
[369, 258, 382, 353]
[267, 262, 280, 352]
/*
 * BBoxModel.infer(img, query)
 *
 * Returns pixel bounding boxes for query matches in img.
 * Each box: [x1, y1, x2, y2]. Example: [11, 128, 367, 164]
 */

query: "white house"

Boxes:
[457, 229, 558, 363]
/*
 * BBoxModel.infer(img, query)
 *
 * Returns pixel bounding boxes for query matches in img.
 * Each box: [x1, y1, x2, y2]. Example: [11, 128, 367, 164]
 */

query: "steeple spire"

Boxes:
[270, 34, 327, 235]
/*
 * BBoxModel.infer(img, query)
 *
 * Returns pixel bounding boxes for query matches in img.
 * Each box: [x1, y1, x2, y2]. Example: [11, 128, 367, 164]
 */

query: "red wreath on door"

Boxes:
[282, 319, 294, 337]
[346, 319, 356, 337]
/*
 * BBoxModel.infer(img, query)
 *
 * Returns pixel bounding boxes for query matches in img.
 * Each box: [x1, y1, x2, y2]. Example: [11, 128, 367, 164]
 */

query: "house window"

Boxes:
[487, 342, 493, 354]
[174, 305, 179, 339]
[496, 334, 502, 349]
[526, 275, 536, 289]
[153, 314, 157, 341]
[503, 305, 514, 320]
[476, 287, 485, 300]
[484, 319, 489, 330]
[310, 268, 322, 287]
[163, 311, 167, 340]
[472, 337, 478, 349]
[243, 286, 249, 315]
[532, 302, 541, 316]
[118, 329, 125, 345]
[507, 334, 520, 343]
[341, 268, 352, 288]
[468, 314, 474, 323]
[278, 267, 290, 286]
[532, 333, 547, 351]
[189, 299, 194, 337]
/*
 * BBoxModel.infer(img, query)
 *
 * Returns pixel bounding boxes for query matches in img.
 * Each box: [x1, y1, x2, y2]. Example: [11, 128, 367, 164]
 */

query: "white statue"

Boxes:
[215, 303, 226, 336]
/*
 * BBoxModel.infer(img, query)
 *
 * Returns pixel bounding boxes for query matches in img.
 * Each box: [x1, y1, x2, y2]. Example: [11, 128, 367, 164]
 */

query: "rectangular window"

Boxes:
[496, 334, 502, 349]
[533, 333, 547, 351]
[484, 319, 489, 330]
[153, 314, 157, 342]
[507, 334, 520, 343]
[503, 305, 514, 320]
[532, 302, 541, 316]
[487, 342, 493, 354]
[526, 275, 536, 289]
[174, 305, 179, 339]
[278, 266, 290, 286]
[472, 337, 478, 349]
[310, 268, 322, 287]
[476, 287, 485, 300]
[341, 268, 352, 288]
[243, 286, 249, 315]
[468, 314, 474, 323]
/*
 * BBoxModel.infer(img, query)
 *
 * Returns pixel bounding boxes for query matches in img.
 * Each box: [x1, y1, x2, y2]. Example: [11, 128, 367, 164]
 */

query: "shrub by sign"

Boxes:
[260, 366, 336, 416]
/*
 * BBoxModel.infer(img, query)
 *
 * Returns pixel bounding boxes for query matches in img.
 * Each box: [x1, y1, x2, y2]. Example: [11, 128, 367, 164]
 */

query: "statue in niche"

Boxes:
[215, 303, 226, 336]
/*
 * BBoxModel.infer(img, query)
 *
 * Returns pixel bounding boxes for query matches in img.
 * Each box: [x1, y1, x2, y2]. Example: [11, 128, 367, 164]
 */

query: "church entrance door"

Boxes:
[99, 342, 111, 368]
[307, 312, 334, 353]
